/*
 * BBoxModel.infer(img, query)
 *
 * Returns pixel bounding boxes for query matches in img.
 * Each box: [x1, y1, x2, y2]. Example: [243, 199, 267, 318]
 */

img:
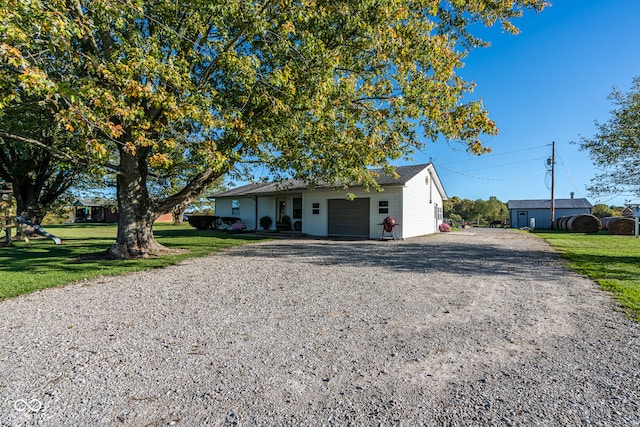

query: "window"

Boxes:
[232, 199, 240, 215]
[378, 200, 389, 214]
[312, 202, 320, 215]
[293, 198, 302, 219]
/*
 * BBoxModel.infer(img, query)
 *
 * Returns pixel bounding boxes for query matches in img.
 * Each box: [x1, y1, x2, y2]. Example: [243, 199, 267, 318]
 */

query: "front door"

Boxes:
[517, 211, 528, 228]
[275, 198, 292, 230]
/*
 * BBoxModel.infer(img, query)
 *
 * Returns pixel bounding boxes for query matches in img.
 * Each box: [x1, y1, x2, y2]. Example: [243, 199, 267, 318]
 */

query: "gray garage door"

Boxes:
[328, 198, 370, 237]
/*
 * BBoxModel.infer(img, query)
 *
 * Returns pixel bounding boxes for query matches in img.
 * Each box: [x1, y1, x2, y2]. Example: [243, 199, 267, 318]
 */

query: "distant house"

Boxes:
[507, 197, 593, 229]
[73, 199, 176, 224]
[155, 213, 174, 223]
[73, 199, 118, 223]
[211, 163, 448, 239]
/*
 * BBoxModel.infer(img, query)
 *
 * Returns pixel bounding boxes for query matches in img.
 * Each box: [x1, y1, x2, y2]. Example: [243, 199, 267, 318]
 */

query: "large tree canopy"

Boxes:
[0, 99, 90, 224]
[579, 76, 640, 202]
[0, 0, 548, 258]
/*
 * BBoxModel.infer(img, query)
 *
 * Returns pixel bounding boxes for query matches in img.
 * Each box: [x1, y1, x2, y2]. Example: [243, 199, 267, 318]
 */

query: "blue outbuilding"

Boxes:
[507, 197, 592, 229]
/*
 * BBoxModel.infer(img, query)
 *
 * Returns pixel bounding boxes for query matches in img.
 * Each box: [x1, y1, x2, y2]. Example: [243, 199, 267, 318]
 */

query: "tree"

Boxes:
[579, 76, 640, 201]
[590, 203, 614, 219]
[0, 100, 89, 225]
[1, 0, 548, 258]
[478, 196, 509, 221]
[444, 195, 507, 224]
[445, 196, 477, 222]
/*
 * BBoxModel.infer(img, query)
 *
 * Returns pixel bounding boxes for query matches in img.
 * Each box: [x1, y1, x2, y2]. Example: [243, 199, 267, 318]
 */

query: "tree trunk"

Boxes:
[172, 205, 185, 225]
[107, 148, 172, 259]
[14, 189, 45, 225]
[14, 189, 45, 236]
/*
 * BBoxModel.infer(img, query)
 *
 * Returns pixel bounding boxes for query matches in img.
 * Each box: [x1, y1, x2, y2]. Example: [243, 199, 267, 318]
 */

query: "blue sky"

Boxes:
[397, 0, 640, 207]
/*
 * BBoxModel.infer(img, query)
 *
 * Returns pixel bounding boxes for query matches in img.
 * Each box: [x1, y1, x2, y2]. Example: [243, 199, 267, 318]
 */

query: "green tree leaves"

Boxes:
[578, 76, 640, 201]
[0, 0, 547, 256]
[444, 195, 508, 224]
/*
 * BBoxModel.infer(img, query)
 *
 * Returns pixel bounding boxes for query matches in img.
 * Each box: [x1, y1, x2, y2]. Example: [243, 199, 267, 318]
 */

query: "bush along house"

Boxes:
[210, 163, 448, 239]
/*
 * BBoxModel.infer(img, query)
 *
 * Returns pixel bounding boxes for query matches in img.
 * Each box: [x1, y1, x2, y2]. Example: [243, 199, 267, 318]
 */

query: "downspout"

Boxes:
[429, 170, 433, 204]
[254, 196, 258, 230]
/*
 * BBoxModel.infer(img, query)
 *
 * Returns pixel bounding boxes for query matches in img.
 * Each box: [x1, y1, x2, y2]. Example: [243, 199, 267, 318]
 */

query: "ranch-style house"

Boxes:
[211, 163, 448, 239]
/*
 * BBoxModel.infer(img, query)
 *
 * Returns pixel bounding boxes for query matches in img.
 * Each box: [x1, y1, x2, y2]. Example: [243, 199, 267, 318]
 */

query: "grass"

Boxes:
[0, 223, 266, 300]
[534, 230, 640, 321]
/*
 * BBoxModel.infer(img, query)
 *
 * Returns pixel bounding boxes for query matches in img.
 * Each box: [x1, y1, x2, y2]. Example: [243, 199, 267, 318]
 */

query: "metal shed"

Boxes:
[507, 198, 592, 229]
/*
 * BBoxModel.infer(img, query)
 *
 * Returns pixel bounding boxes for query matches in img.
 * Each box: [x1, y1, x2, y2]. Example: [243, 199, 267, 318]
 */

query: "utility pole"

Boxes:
[550, 141, 555, 229]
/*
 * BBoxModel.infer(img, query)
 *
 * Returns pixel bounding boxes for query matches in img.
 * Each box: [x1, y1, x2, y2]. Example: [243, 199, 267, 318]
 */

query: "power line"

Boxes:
[434, 143, 551, 166]
[460, 156, 548, 172]
[434, 156, 547, 174]
[555, 151, 583, 197]
[436, 164, 546, 181]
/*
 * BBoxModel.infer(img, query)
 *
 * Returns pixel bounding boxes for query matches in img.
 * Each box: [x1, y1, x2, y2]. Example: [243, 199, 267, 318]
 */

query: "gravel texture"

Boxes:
[1, 228, 638, 426]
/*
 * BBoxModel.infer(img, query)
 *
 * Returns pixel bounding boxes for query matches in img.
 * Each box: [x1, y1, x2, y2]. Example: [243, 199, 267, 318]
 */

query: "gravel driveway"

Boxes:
[1, 228, 638, 426]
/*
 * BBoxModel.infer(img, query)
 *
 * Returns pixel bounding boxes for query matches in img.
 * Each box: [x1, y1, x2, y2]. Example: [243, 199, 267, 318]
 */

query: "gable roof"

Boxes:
[74, 198, 116, 207]
[212, 163, 435, 198]
[507, 198, 593, 210]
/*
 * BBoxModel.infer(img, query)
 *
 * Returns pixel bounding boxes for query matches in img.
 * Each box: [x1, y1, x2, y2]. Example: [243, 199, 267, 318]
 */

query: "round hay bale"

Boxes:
[601, 216, 615, 230]
[556, 216, 569, 230]
[566, 214, 601, 233]
[601, 216, 635, 235]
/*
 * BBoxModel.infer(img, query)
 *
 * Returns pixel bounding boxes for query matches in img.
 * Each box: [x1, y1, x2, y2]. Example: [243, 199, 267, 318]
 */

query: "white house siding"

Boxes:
[256, 196, 277, 230]
[216, 196, 257, 229]
[367, 188, 403, 239]
[401, 167, 443, 238]
[301, 192, 328, 237]
[301, 188, 403, 239]
[214, 198, 232, 218]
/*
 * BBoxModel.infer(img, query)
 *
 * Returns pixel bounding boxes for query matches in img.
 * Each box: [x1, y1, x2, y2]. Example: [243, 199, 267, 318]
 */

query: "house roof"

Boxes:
[507, 198, 593, 210]
[74, 198, 115, 207]
[212, 163, 435, 198]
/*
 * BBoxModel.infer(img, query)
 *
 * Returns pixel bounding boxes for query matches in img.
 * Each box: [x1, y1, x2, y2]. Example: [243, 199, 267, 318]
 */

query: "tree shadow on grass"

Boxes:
[0, 244, 109, 273]
[0, 228, 269, 274]
[153, 228, 267, 241]
[562, 253, 640, 282]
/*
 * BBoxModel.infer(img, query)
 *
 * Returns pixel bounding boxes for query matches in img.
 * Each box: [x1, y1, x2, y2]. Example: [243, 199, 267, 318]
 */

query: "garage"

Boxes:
[328, 198, 370, 237]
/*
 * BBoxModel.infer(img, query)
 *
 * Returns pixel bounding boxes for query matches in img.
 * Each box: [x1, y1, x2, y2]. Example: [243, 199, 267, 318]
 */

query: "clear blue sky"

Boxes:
[397, 0, 640, 207]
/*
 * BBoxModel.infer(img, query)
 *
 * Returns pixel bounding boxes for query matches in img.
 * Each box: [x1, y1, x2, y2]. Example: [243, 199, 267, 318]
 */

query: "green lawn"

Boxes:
[534, 230, 640, 321]
[0, 223, 266, 300]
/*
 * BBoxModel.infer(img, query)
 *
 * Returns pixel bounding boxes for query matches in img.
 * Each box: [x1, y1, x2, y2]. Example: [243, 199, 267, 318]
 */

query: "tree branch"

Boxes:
[0, 131, 77, 163]
[0, 130, 119, 173]
[196, 0, 274, 88]
[153, 167, 228, 216]
[68, 0, 101, 56]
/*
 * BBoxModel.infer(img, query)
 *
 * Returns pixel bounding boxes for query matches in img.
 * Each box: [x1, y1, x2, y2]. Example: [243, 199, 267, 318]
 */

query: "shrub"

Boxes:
[259, 216, 272, 230]
[439, 223, 451, 232]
